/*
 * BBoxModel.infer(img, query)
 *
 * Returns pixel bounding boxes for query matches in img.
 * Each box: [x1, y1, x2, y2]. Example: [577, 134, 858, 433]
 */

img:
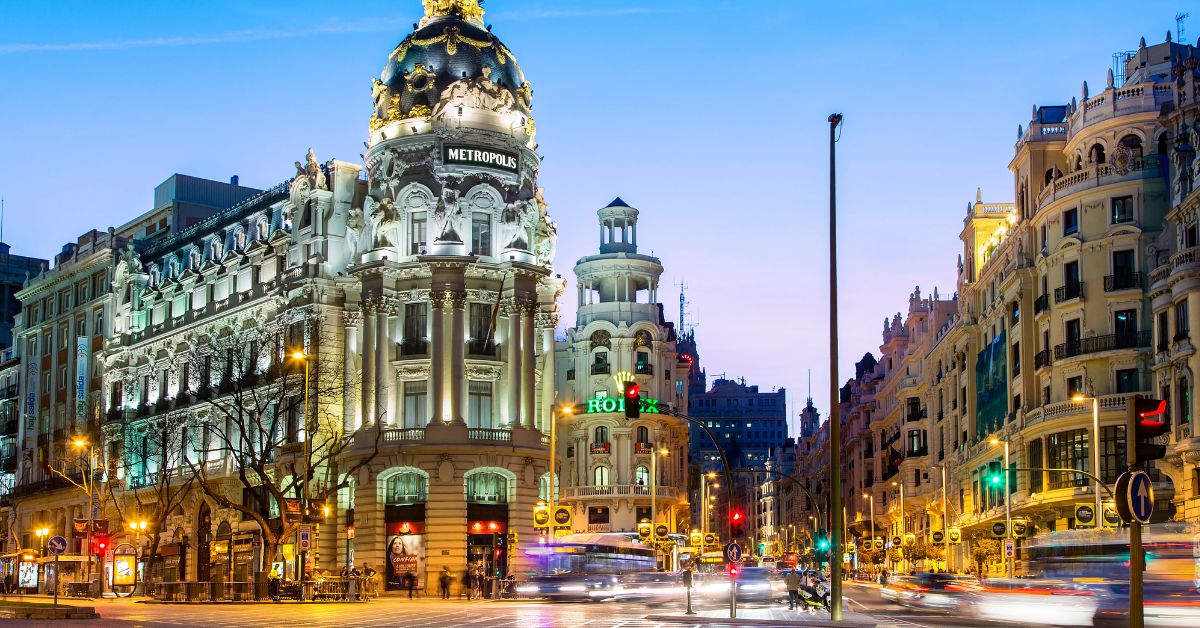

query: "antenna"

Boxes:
[1178, 12, 1190, 43]
[0, 198, 4, 243]
[675, 281, 690, 333]
[807, 368, 812, 402]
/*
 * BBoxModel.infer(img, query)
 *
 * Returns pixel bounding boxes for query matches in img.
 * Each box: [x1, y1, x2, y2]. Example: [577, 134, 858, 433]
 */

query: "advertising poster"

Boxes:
[113, 555, 136, 586]
[75, 337, 88, 421]
[386, 521, 425, 590]
[18, 562, 38, 588]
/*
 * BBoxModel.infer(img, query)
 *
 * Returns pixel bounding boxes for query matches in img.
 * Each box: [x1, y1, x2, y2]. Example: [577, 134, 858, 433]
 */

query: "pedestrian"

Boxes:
[439, 566, 453, 599]
[462, 565, 473, 599]
[403, 571, 416, 599]
[784, 570, 802, 610]
[269, 565, 282, 601]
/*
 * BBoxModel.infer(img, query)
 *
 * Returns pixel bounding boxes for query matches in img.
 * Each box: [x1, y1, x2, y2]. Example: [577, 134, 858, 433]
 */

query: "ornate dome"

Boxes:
[371, 0, 531, 127]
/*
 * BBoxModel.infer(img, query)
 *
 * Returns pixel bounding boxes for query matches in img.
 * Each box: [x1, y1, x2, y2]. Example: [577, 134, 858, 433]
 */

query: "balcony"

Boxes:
[400, 338, 429, 357]
[1054, 331, 1149, 359]
[1034, 349, 1052, 370]
[468, 428, 512, 442]
[2, 419, 17, 436]
[563, 484, 684, 501]
[466, 339, 497, 358]
[382, 427, 426, 442]
[1033, 293, 1050, 315]
[905, 409, 926, 422]
[1054, 282, 1084, 303]
[1, 384, 17, 400]
[589, 442, 611, 455]
[1104, 272, 1142, 292]
[634, 442, 654, 455]
[635, 363, 654, 376]
[591, 363, 611, 376]
[906, 446, 928, 457]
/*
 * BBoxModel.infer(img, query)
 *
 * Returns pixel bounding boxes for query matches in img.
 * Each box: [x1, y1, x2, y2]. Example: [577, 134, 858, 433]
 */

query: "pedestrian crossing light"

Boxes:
[1129, 395, 1169, 466]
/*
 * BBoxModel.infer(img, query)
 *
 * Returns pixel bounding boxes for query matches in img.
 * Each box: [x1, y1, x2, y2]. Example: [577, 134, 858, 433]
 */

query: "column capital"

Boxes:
[342, 310, 363, 328]
[431, 290, 466, 310]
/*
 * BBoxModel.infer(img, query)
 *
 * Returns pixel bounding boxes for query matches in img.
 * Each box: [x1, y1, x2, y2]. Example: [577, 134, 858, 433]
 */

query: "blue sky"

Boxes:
[0, 0, 1188, 431]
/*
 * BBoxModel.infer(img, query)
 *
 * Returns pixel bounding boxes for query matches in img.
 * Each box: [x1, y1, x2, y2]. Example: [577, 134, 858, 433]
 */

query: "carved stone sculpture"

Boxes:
[369, 196, 401, 249]
[346, 206, 367, 257]
[432, 189, 464, 243]
[293, 148, 328, 191]
[499, 200, 535, 251]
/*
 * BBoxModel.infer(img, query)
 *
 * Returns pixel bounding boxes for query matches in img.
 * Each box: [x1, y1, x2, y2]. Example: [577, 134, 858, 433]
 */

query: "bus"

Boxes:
[518, 533, 657, 600]
[1021, 522, 1198, 585]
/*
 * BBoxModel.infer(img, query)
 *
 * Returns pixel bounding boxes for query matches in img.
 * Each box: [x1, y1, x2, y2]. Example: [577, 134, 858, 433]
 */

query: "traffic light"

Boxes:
[93, 535, 108, 555]
[1129, 395, 1169, 466]
[816, 529, 830, 552]
[727, 564, 740, 578]
[623, 381, 641, 418]
[729, 509, 746, 539]
[987, 461, 1003, 486]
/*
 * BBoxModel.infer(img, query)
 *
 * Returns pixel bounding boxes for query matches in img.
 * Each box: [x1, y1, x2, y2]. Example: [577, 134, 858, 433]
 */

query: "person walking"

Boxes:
[784, 570, 803, 610]
[403, 571, 416, 599]
[461, 565, 473, 599]
[439, 565, 452, 599]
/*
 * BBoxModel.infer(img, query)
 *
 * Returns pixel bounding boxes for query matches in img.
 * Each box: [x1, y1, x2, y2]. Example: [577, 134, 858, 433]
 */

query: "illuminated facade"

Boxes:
[553, 199, 690, 537]
[8, 0, 564, 593]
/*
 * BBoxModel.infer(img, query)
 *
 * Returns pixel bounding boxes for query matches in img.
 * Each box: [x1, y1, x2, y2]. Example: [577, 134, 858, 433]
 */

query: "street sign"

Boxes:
[1075, 504, 1096, 528]
[1003, 539, 1015, 558]
[723, 542, 742, 564]
[638, 522, 652, 540]
[298, 525, 312, 552]
[890, 535, 902, 547]
[872, 538, 884, 550]
[703, 533, 717, 546]
[552, 506, 572, 528]
[654, 524, 669, 540]
[1102, 505, 1121, 528]
[1117, 470, 1155, 524]
[47, 535, 68, 555]
[932, 530, 945, 543]
[533, 507, 551, 528]
[948, 528, 961, 544]
[1011, 519, 1029, 538]
[990, 521, 1007, 538]
[903, 533, 916, 546]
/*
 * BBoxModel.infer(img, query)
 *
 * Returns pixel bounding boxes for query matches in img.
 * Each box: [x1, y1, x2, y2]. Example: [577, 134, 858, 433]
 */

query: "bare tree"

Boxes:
[107, 411, 197, 584]
[181, 326, 379, 573]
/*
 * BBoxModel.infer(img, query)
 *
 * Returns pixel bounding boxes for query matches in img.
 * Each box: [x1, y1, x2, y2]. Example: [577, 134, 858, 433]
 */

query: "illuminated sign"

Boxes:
[586, 396, 659, 414]
[444, 145, 519, 173]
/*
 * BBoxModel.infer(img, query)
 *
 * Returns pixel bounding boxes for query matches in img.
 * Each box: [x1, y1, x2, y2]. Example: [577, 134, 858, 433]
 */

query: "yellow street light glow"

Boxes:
[1071, 394, 1086, 401]
[706, 472, 717, 479]
[560, 405, 574, 415]
[989, 437, 1001, 445]
[658, 448, 669, 456]
[292, 351, 307, 360]
[72, 439, 87, 448]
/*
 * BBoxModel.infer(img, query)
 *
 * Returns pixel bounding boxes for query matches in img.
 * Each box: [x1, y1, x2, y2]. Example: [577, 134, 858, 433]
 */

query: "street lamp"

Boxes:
[700, 473, 718, 553]
[128, 519, 147, 593]
[1071, 393, 1104, 528]
[548, 404, 573, 515]
[72, 438, 97, 593]
[989, 437, 1012, 579]
[290, 350, 311, 593]
[35, 527, 49, 595]
[892, 480, 905, 573]
[650, 446, 669, 569]
[931, 464, 951, 573]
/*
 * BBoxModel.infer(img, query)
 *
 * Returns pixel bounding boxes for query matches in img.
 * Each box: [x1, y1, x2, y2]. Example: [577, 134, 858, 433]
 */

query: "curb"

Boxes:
[645, 614, 875, 627]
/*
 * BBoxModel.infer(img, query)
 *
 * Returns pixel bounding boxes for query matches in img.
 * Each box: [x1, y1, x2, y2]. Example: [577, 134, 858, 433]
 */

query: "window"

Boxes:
[1099, 426, 1126, 484]
[58, 367, 67, 389]
[634, 466, 650, 486]
[466, 472, 508, 503]
[403, 380, 428, 427]
[467, 381, 492, 428]
[1175, 300, 1189, 340]
[468, 303, 490, 350]
[1047, 429, 1089, 489]
[386, 472, 427, 505]
[1114, 309, 1137, 342]
[636, 426, 649, 445]
[471, 214, 491, 256]
[1115, 368, 1139, 394]
[1186, 223, 1199, 249]
[592, 351, 609, 375]
[1028, 438, 1043, 492]
[588, 506, 610, 525]
[1010, 301, 1020, 326]
[1178, 377, 1191, 428]
[635, 351, 651, 375]
[404, 302, 428, 353]
[1063, 208, 1079, 236]
[1158, 310, 1170, 350]
[592, 465, 610, 486]
[1011, 341, 1021, 377]
[1040, 224, 1047, 251]
[1111, 196, 1134, 224]
[1067, 375, 1084, 400]
[593, 426, 609, 445]
[409, 213, 427, 255]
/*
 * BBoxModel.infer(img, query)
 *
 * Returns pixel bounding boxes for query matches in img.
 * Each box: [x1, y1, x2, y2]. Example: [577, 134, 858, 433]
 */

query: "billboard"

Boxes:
[75, 337, 89, 421]
[975, 330, 1008, 440]
[386, 521, 426, 590]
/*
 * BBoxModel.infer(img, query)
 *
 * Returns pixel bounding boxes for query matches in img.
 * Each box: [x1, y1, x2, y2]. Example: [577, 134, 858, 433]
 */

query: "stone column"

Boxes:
[361, 301, 376, 427]
[431, 291, 447, 423]
[450, 291, 467, 424]
[505, 300, 521, 426]
[375, 298, 393, 427]
[521, 301, 537, 430]
[342, 310, 361, 431]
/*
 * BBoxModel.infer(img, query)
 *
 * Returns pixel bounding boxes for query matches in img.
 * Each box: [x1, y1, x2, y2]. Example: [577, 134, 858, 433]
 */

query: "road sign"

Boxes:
[654, 524, 669, 540]
[890, 535, 902, 547]
[552, 506, 572, 528]
[298, 525, 312, 552]
[932, 530, 945, 543]
[1075, 504, 1096, 528]
[533, 507, 551, 528]
[703, 533, 717, 546]
[872, 538, 884, 550]
[1011, 519, 1029, 538]
[47, 535, 68, 555]
[1003, 539, 1014, 558]
[723, 542, 742, 564]
[1117, 470, 1155, 524]
[990, 521, 1007, 538]
[1102, 505, 1121, 528]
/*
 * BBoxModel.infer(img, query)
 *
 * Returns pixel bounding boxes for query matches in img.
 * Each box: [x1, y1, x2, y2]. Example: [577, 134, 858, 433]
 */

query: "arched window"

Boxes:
[1073, 154, 1083, 171]
[189, 248, 202, 270]
[636, 426, 650, 445]
[593, 465, 610, 486]
[385, 471, 427, 505]
[594, 425, 609, 444]
[210, 239, 223, 260]
[1120, 134, 1143, 159]
[634, 466, 650, 486]
[234, 229, 247, 251]
[538, 473, 559, 502]
[1089, 143, 1106, 165]
[257, 217, 270, 241]
[466, 472, 508, 504]
[1157, 133, 1169, 157]
[589, 330, 611, 350]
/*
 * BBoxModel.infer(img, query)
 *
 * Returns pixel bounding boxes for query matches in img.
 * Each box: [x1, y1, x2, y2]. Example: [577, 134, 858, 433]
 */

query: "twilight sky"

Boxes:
[0, 0, 1187, 432]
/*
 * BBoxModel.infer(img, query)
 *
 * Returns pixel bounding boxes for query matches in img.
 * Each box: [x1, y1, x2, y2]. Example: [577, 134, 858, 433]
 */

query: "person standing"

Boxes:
[461, 565, 473, 599]
[403, 571, 416, 599]
[439, 565, 452, 599]
[784, 570, 803, 610]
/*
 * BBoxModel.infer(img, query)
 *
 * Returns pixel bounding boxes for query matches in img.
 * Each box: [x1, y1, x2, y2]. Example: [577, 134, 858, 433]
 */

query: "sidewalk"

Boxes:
[648, 605, 876, 627]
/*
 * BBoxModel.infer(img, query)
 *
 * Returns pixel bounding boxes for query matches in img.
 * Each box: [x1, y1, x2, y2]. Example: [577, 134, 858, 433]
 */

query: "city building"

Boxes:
[687, 378, 787, 471]
[10, 0, 564, 593]
[0, 243, 47, 350]
[552, 198, 691, 548]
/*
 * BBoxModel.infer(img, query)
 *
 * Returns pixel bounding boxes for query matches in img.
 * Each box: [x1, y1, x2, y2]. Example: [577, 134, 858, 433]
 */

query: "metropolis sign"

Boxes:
[443, 145, 519, 173]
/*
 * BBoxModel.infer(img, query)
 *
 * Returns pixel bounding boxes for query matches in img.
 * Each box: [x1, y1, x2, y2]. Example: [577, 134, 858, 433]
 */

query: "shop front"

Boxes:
[385, 505, 426, 591]
[466, 503, 509, 583]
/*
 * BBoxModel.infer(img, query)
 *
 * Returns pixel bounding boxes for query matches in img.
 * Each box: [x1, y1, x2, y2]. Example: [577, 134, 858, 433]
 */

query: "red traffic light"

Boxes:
[728, 565, 740, 578]
[1135, 398, 1167, 427]
[1130, 396, 1170, 465]
[625, 383, 640, 399]
[730, 510, 744, 522]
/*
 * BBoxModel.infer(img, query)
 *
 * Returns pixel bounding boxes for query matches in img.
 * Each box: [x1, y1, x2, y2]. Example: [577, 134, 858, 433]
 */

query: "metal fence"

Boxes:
[146, 577, 378, 602]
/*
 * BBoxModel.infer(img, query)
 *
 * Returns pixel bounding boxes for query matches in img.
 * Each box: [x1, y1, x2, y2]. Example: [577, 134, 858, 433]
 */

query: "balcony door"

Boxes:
[1114, 310, 1137, 343]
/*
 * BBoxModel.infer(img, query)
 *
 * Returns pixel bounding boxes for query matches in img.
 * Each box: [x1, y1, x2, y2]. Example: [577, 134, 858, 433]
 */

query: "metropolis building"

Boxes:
[8, 0, 565, 592]
[552, 200, 691, 541]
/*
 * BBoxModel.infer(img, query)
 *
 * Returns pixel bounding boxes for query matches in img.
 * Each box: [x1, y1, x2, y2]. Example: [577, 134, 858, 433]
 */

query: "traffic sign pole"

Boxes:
[1126, 398, 1143, 628]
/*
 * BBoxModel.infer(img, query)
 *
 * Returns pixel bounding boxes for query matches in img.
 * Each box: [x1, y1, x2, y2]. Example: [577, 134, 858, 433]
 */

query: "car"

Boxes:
[970, 578, 1098, 626]
[879, 573, 979, 611]
[1091, 580, 1200, 627]
[612, 572, 684, 604]
[515, 574, 622, 601]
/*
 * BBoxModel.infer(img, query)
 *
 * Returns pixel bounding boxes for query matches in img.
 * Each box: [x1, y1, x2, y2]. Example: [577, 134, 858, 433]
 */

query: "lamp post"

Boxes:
[548, 404, 572, 515]
[650, 446, 669, 570]
[290, 351, 311, 595]
[35, 527, 49, 596]
[892, 480, 905, 573]
[72, 438, 96, 592]
[700, 472, 716, 553]
[863, 493, 876, 579]
[1071, 393, 1104, 530]
[932, 464, 951, 572]
[128, 519, 147, 593]
[989, 437, 1012, 579]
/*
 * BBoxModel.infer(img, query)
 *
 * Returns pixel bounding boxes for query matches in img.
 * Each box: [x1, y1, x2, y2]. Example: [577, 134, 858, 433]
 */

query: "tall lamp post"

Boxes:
[700, 473, 717, 552]
[827, 111, 845, 621]
[35, 527, 49, 595]
[290, 351, 312, 596]
[547, 404, 573, 516]
[989, 437, 1012, 579]
[1071, 393, 1104, 528]
[650, 446, 669, 570]
[863, 492, 875, 577]
[128, 519, 147, 593]
[71, 438, 97, 592]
